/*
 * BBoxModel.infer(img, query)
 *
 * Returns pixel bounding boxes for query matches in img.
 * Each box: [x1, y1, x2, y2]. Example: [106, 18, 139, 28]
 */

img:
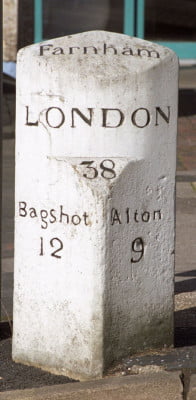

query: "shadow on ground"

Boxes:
[0, 339, 76, 392]
[179, 89, 196, 117]
[175, 279, 196, 294]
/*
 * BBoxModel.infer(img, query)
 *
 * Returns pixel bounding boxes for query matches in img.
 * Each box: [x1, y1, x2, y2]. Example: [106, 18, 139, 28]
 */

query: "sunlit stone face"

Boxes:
[13, 31, 178, 380]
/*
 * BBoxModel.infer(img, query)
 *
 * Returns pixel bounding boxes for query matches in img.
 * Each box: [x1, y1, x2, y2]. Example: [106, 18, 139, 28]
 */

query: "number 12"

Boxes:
[40, 237, 63, 259]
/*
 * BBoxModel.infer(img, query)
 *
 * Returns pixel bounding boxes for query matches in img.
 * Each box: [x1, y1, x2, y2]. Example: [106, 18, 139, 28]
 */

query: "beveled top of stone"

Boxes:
[17, 30, 178, 77]
[16, 31, 178, 158]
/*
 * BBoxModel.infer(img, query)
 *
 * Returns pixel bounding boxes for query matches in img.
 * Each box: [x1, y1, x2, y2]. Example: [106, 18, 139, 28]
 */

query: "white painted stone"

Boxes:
[13, 31, 178, 380]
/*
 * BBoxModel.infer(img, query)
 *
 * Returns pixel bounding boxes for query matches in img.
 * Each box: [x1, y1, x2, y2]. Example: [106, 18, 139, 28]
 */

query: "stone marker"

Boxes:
[13, 31, 178, 381]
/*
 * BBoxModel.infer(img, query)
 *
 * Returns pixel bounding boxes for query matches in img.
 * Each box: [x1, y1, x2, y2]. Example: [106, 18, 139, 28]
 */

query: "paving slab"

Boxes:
[179, 68, 196, 89]
[0, 372, 183, 400]
[188, 374, 196, 400]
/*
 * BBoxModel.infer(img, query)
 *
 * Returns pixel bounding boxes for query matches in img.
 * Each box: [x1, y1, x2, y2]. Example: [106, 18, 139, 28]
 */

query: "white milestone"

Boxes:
[13, 31, 178, 380]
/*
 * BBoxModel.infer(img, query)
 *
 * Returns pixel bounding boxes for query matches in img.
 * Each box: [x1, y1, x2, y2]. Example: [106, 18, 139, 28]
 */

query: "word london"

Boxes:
[26, 105, 171, 129]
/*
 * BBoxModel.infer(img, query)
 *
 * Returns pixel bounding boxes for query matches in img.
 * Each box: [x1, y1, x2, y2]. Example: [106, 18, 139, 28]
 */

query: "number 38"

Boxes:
[80, 159, 116, 180]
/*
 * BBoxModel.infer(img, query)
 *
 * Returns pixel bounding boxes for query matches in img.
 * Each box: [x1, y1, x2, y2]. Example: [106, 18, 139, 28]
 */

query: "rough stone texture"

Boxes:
[0, 372, 183, 400]
[175, 182, 196, 347]
[13, 31, 178, 380]
[175, 182, 196, 276]
[3, 0, 18, 61]
[177, 115, 196, 171]
[188, 374, 196, 400]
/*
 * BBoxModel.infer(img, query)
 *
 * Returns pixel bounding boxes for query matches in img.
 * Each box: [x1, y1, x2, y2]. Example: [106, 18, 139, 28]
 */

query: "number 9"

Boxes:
[131, 237, 144, 263]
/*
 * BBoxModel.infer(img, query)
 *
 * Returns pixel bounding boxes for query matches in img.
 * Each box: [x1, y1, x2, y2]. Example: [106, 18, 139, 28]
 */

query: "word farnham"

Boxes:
[39, 43, 160, 58]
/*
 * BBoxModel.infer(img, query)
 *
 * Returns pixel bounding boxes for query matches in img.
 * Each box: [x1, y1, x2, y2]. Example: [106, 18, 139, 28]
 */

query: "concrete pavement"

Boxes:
[0, 372, 183, 400]
[188, 374, 196, 400]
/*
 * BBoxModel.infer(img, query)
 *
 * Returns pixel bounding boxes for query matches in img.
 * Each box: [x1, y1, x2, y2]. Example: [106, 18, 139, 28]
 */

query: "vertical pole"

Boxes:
[123, 0, 136, 36]
[0, 0, 2, 320]
[136, 0, 145, 38]
[34, 0, 43, 43]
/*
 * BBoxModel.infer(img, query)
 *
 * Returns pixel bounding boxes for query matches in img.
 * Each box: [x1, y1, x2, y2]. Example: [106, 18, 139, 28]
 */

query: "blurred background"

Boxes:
[4, 0, 196, 77]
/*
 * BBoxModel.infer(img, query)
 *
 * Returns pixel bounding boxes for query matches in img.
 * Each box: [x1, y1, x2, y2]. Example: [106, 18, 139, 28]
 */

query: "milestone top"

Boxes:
[17, 30, 177, 75]
[16, 31, 178, 158]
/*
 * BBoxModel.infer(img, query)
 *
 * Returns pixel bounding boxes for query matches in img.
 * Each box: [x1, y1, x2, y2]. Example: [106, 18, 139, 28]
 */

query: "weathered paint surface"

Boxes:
[13, 31, 178, 380]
